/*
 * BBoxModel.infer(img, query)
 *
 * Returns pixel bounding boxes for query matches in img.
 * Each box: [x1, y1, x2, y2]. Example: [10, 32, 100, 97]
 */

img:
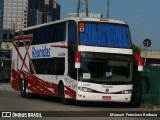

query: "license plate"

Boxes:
[102, 96, 111, 100]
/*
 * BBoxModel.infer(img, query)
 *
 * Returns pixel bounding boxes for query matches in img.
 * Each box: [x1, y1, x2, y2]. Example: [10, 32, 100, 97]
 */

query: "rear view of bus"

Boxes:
[75, 19, 133, 103]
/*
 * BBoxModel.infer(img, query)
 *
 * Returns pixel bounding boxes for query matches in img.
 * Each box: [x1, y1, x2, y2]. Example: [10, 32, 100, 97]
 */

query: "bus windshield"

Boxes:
[79, 22, 132, 48]
[79, 52, 133, 84]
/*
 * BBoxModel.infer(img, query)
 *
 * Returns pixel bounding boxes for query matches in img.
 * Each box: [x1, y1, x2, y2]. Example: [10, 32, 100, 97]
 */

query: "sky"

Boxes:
[56, 0, 160, 50]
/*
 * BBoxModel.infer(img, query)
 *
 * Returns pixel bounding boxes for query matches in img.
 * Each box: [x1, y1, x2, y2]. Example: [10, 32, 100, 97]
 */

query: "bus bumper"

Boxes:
[76, 91, 132, 103]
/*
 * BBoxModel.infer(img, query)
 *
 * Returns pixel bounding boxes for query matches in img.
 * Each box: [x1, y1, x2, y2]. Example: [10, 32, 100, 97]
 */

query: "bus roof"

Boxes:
[16, 17, 127, 32]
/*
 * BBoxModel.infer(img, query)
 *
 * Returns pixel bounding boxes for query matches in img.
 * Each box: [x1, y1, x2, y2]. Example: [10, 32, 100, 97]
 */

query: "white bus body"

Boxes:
[11, 17, 134, 104]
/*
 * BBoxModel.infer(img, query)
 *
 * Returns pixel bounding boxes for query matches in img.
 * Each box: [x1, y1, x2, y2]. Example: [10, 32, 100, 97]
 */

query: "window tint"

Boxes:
[79, 22, 131, 48]
[33, 22, 66, 45]
[30, 58, 65, 75]
[15, 22, 66, 46]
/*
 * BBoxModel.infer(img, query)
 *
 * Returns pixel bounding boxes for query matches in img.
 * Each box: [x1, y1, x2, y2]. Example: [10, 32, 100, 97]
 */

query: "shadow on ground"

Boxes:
[19, 94, 139, 109]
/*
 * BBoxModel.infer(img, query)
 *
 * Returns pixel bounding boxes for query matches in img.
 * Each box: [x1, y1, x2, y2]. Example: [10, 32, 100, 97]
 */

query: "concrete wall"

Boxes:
[141, 50, 160, 59]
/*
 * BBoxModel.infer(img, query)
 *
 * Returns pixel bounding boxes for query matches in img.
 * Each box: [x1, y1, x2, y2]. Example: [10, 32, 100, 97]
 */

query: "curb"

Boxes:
[140, 103, 160, 110]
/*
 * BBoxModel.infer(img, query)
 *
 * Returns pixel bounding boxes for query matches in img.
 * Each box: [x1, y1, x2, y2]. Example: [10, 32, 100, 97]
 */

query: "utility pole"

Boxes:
[107, 0, 110, 18]
[77, 0, 89, 17]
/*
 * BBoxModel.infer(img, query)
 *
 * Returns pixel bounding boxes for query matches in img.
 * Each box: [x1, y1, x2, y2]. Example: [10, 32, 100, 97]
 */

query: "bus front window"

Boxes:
[79, 52, 133, 84]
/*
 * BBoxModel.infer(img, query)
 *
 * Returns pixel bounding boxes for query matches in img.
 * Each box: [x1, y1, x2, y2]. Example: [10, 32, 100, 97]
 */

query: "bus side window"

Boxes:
[30, 58, 65, 75]
[49, 22, 66, 43]
[34, 29, 41, 45]
[48, 26, 54, 43]
[51, 26, 56, 42]
[57, 23, 66, 42]
[41, 28, 49, 43]
[39, 29, 44, 44]
[56, 58, 65, 75]
[33, 29, 38, 45]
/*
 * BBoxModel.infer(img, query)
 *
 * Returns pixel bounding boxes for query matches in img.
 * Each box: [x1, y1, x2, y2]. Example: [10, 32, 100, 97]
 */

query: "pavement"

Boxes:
[0, 82, 160, 111]
[140, 103, 160, 111]
[0, 82, 15, 92]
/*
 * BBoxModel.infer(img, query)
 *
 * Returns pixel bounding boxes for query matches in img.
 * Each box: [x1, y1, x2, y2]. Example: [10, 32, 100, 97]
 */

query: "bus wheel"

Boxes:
[20, 81, 25, 98]
[24, 81, 32, 99]
[59, 84, 69, 105]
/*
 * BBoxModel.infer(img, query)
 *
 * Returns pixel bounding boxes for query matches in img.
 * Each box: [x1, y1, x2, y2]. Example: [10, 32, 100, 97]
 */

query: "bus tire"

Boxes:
[20, 81, 25, 98]
[24, 81, 32, 99]
[59, 84, 70, 105]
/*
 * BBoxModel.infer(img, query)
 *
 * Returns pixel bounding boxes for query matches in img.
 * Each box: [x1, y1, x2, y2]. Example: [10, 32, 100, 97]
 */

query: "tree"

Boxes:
[132, 44, 141, 66]
[132, 43, 141, 54]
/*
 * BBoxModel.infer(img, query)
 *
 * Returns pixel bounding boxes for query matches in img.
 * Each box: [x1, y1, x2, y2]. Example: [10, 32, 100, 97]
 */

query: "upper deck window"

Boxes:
[17, 22, 66, 46]
[79, 22, 132, 48]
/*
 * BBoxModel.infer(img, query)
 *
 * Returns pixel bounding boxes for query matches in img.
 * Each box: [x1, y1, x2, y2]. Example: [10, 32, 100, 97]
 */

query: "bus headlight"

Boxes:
[78, 87, 93, 92]
[122, 90, 132, 94]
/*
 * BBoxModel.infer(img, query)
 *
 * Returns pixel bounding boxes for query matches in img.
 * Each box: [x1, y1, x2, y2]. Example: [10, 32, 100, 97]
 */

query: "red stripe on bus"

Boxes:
[51, 45, 68, 48]
[11, 69, 76, 99]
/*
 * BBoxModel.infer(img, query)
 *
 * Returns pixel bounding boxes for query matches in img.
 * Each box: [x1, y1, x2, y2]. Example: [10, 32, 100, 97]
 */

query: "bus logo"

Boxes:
[32, 45, 50, 58]
[106, 89, 109, 92]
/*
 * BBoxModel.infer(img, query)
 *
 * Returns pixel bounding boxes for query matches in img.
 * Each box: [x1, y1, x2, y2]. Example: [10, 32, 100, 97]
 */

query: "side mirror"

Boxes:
[134, 54, 143, 71]
[75, 51, 81, 69]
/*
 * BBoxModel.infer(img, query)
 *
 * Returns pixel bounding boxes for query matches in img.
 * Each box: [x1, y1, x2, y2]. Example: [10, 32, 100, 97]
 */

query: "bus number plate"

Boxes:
[102, 96, 111, 100]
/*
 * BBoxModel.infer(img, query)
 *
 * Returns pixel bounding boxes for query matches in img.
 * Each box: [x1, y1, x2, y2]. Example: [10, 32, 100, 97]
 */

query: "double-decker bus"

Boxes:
[11, 17, 143, 104]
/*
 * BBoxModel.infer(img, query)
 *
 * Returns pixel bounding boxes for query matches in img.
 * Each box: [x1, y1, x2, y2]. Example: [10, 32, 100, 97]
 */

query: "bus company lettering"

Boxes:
[102, 85, 113, 88]
[32, 45, 50, 58]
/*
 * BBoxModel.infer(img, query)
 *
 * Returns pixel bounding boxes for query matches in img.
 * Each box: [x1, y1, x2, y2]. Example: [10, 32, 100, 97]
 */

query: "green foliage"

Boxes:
[132, 44, 141, 66]
[132, 44, 141, 54]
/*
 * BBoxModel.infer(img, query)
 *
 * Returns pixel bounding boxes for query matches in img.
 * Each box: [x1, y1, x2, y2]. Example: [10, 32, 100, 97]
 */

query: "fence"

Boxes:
[139, 67, 160, 105]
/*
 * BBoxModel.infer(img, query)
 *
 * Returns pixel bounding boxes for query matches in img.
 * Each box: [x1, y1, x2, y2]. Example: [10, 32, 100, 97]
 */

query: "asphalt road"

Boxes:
[0, 83, 159, 120]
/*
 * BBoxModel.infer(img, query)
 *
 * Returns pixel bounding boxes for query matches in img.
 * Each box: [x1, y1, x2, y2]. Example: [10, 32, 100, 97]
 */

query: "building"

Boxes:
[51, 0, 60, 21]
[0, 0, 60, 41]
[27, 0, 44, 26]
[0, 0, 60, 58]
[43, 0, 60, 21]
[27, 0, 60, 27]
[1, 0, 28, 57]
[0, 0, 4, 42]
[141, 50, 160, 66]
[3, 0, 28, 42]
